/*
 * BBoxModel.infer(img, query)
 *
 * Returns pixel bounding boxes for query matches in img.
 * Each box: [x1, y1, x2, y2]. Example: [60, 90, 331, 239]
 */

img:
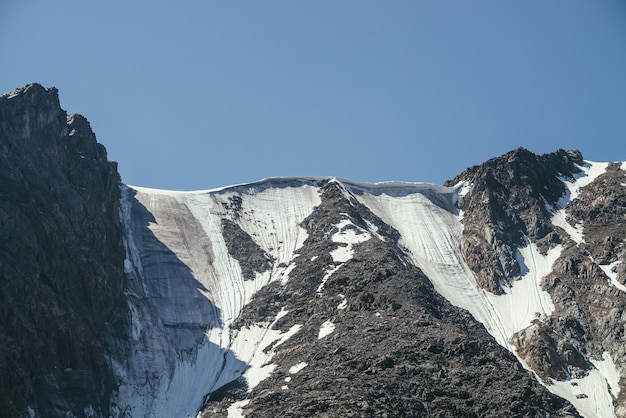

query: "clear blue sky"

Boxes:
[2, 2, 625, 190]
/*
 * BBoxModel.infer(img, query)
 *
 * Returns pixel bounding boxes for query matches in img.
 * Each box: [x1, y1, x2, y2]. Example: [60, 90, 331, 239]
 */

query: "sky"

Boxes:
[1, 1, 626, 190]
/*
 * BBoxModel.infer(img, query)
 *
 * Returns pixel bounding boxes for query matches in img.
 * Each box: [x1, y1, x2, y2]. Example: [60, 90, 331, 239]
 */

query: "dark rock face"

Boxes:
[447, 147, 626, 414]
[0, 84, 127, 417]
[222, 218, 274, 281]
[445, 147, 583, 294]
[536, 162, 626, 408]
[200, 182, 580, 417]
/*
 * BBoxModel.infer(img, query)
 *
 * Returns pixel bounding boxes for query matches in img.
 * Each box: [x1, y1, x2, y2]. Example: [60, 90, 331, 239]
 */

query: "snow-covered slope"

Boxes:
[5, 84, 617, 417]
[112, 158, 623, 418]
[343, 171, 618, 417]
[113, 179, 320, 417]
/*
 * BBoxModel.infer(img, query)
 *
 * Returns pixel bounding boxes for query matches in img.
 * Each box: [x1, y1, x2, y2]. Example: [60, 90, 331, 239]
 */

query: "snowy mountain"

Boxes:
[2, 84, 625, 417]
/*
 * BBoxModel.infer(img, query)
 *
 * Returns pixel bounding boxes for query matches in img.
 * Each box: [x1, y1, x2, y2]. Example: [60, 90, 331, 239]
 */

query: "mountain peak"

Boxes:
[0, 83, 59, 107]
[4, 84, 626, 417]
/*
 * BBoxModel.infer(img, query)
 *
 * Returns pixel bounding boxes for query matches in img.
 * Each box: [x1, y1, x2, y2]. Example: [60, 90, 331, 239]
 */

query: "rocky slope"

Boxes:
[2, 84, 625, 417]
[198, 182, 578, 417]
[447, 149, 626, 417]
[0, 84, 127, 417]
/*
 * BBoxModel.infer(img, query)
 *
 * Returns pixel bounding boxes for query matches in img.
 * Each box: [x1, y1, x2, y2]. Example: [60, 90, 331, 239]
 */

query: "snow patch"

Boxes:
[557, 161, 609, 208]
[600, 261, 626, 293]
[227, 399, 250, 418]
[548, 205, 584, 245]
[275, 307, 289, 321]
[592, 352, 621, 399]
[317, 218, 371, 292]
[318, 320, 335, 339]
[337, 295, 348, 310]
[279, 262, 297, 285]
[330, 218, 371, 263]
[289, 362, 308, 374]
[230, 321, 302, 391]
[550, 367, 617, 418]
[364, 219, 386, 241]
[484, 242, 559, 348]
[317, 265, 342, 293]
[545, 161, 608, 245]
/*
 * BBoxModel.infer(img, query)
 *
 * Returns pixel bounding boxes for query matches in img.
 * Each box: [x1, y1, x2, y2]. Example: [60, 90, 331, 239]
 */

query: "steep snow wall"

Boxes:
[113, 179, 320, 417]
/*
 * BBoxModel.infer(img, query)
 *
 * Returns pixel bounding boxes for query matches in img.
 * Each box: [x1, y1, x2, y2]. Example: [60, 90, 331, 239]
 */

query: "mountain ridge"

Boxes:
[2, 84, 625, 417]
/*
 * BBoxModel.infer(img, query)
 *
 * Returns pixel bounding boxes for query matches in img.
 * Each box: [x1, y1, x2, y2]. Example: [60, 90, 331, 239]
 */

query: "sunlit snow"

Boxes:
[227, 399, 249, 418]
[114, 173, 618, 418]
[342, 179, 613, 417]
[318, 320, 335, 339]
[329, 218, 371, 262]
[114, 180, 319, 417]
[483, 242, 559, 345]
[337, 294, 348, 310]
[550, 363, 618, 418]
[221, 317, 302, 391]
[600, 261, 626, 293]
[288, 362, 308, 374]
[317, 217, 371, 292]
[547, 161, 609, 245]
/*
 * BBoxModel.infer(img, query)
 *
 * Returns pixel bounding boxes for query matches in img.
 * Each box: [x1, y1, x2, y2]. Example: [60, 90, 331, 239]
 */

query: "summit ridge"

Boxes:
[2, 84, 625, 417]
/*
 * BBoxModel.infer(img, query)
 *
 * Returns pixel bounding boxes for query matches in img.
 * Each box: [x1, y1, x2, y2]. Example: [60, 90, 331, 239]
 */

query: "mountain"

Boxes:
[0, 84, 126, 417]
[1, 84, 624, 417]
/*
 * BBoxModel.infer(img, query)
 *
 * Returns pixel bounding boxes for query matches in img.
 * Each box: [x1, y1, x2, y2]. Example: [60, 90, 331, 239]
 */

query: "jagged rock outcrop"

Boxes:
[0, 84, 127, 417]
[448, 148, 626, 416]
[445, 147, 583, 294]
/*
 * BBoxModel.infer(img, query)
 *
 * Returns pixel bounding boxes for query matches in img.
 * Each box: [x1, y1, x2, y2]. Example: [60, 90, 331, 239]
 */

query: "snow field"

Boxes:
[180, 183, 320, 325]
[483, 242, 559, 348]
[120, 171, 622, 418]
[118, 183, 320, 417]
[349, 183, 513, 344]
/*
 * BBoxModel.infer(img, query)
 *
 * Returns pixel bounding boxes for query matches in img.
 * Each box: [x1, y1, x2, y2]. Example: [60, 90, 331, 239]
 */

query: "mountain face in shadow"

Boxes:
[0, 84, 126, 416]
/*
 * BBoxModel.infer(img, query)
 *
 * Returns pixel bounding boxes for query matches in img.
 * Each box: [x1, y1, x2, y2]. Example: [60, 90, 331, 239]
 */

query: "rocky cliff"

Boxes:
[447, 148, 626, 416]
[3, 84, 625, 418]
[0, 84, 127, 417]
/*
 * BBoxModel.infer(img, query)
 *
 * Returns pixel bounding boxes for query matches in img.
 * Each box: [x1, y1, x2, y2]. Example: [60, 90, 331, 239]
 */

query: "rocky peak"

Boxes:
[448, 147, 626, 415]
[0, 84, 127, 417]
[445, 148, 584, 294]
